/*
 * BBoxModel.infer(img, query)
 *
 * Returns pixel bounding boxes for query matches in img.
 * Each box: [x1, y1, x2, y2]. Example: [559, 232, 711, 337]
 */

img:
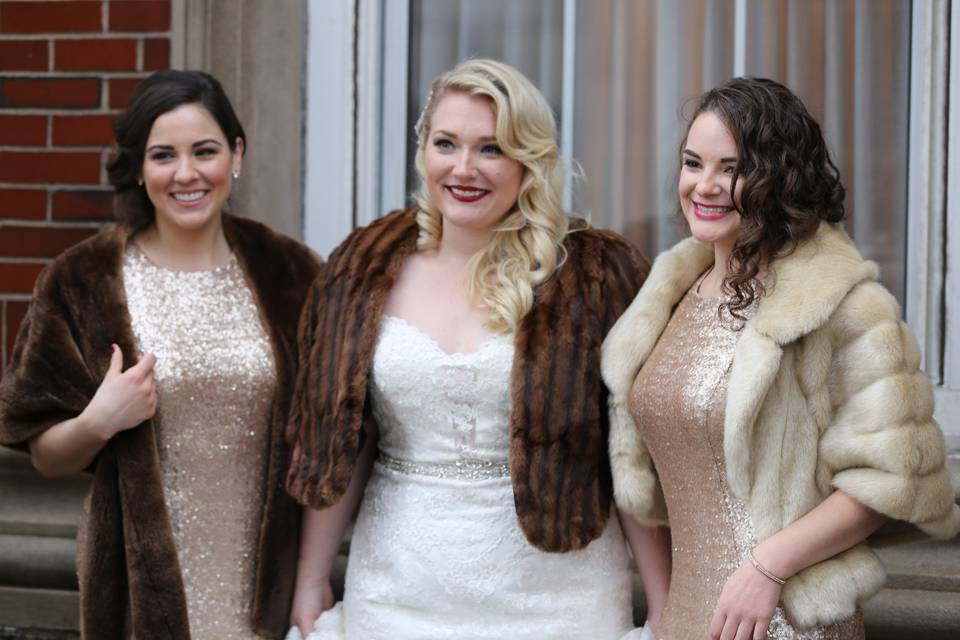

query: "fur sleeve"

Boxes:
[284, 211, 415, 508]
[0, 262, 97, 448]
[821, 281, 960, 539]
[284, 271, 325, 502]
[598, 232, 670, 527]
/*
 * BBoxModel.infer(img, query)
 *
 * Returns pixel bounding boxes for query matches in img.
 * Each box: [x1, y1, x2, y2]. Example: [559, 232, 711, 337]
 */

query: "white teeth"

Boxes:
[173, 191, 205, 202]
[698, 204, 732, 213]
[450, 186, 485, 196]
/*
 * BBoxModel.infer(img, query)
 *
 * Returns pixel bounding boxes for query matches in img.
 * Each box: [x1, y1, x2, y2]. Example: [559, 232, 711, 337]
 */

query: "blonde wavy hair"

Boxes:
[413, 58, 569, 333]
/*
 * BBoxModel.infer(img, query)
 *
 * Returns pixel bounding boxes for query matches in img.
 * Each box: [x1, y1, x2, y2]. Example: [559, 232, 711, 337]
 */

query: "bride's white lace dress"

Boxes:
[292, 316, 644, 639]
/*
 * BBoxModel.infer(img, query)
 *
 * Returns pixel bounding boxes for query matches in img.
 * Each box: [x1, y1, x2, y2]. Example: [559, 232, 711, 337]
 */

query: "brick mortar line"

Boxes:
[101, 0, 110, 36]
[0, 145, 112, 152]
[0, 70, 153, 77]
[0, 32, 172, 40]
[0, 257, 54, 264]
[0, 182, 112, 189]
[0, 294, 33, 302]
[0, 222, 105, 230]
[1, 301, 7, 367]
[0, 109, 121, 116]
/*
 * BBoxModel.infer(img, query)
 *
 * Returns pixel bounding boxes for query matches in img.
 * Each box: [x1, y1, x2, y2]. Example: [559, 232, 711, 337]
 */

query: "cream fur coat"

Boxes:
[602, 222, 960, 628]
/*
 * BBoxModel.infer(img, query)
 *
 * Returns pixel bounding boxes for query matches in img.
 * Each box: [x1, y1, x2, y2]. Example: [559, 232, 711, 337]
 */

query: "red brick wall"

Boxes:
[0, 0, 170, 370]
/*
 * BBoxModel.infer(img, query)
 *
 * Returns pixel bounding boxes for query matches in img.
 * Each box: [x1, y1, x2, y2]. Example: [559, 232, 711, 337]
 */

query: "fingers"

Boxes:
[106, 344, 124, 377]
[131, 352, 157, 376]
[712, 611, 770, 640]
[145, 384, 159, 419]
[753, 618, 771, 640]
[734, 620, 754, 640]
[708, 609, 725, 640]
[719, 616, 739, 640]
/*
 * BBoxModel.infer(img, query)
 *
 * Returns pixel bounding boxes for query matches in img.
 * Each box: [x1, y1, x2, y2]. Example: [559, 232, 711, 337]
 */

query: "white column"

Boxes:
[304, 0, 357, 258]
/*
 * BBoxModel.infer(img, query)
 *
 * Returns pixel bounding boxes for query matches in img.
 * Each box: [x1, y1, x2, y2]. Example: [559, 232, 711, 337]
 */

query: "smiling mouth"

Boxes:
[446, 185, 489, 203]
[171, 191, 208, 204]
[693, 202, 734, 220]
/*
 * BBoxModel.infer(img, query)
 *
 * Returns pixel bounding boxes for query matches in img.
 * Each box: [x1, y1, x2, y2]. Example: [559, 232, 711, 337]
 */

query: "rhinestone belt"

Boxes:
[377, 451, 510, 480]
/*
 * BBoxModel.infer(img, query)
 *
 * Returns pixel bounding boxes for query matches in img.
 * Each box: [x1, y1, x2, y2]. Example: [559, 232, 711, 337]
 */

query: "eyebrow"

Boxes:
[682, 148, 737, 163]
[433, 129, 498, 143]
[146, 139, 223, 153]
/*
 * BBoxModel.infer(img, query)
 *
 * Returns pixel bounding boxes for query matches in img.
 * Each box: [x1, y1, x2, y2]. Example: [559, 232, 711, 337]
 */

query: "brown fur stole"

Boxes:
[286, 208, 649, 552]
[0, 214, 322, 639]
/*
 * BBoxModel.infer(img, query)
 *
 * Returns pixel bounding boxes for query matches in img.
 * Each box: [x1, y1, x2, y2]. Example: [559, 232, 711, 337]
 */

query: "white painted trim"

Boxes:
[356, 0, 384, 226]
[935, 388, 960, 448]
[304, 0, 357, 258]
[905, 0, 948, 382]
[332, 0, 409, 232]
[376, 0, 411, 220]
[733, 0, 746, 76]
[944, 0, 960, 394]
[560, 0, 576, 212]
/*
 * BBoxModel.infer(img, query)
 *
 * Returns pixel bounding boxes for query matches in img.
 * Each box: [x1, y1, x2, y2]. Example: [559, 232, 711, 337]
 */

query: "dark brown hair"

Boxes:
[683, 77, 846, 320]
[107, 70, 246, 231]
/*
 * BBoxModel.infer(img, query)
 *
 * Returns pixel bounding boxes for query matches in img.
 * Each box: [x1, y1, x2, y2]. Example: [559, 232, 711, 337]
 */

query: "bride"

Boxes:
[284, 58, 671, 640]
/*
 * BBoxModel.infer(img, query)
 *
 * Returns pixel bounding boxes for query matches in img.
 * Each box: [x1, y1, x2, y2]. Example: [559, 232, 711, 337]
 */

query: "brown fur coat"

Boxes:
[0, 215, 322, 639]
[285, 208, 649, 552]
[602, 222, 960, 627]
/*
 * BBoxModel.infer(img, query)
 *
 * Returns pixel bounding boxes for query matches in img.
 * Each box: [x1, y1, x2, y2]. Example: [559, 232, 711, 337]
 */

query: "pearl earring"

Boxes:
[232, 171, 240, 179]
[137, 179, 143, 186]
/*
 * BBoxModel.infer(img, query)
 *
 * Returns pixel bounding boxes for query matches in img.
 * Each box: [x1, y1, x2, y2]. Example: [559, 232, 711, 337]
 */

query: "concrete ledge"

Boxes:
[0, 453, 87, 539]
[863, 587, 960, 640]
[0, 586, 78, 632]
[0, 535, 76, 590]
[0, 627, 77, 640]
[876, 536, 960, 593]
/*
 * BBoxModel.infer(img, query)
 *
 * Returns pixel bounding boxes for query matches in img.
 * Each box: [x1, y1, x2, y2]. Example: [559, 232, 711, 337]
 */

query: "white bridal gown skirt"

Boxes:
[286, 460, 649, 640]
[286, 316, 649, 640]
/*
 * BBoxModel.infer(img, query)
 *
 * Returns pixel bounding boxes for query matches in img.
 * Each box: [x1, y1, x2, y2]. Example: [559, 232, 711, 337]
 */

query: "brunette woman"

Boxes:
[285, 58, 671, 640]
[602, 76, 959, 640]
[0, 70, 321, 639]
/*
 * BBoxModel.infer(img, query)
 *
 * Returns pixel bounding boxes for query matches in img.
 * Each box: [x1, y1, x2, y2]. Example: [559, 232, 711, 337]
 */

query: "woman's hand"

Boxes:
[289, 579, 334, 636]
[29, 344, 158, 477]
[708, 558, 781, 640]
[81, 345, 157, 440]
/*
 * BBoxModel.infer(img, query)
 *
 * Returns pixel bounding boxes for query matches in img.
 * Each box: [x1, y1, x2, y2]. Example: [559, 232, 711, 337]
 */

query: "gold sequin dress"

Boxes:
[123, 244, 275, 640]
[629, 285, 864, 640]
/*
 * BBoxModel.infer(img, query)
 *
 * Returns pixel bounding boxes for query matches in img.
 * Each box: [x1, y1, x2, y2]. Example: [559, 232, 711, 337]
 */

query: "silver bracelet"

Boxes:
[749, 550, 786, 586]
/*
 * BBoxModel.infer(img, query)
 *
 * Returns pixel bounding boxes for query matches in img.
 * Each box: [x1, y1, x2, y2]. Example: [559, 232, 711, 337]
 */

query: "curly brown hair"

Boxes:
[683, 77, 846, 321]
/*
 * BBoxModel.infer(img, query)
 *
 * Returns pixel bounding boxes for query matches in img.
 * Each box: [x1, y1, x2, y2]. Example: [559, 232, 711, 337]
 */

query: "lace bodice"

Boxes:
[370, 315, 515, 463]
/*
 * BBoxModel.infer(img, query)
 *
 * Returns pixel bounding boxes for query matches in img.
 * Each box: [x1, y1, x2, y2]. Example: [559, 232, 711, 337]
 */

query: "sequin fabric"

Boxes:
[123, 244, 274, 640]
[305, 314, 640, 639]
[630, 284, 864, 640]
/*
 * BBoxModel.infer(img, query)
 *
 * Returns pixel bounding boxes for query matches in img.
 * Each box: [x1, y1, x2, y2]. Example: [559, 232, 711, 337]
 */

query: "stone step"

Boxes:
[863, 587, 960, 640]
[0, 586, 78, 633]
[875, 536, 960, 593]
[0, 448, 32, 474]
[0, 535, 76, 590]
[0, 449, 87, 539]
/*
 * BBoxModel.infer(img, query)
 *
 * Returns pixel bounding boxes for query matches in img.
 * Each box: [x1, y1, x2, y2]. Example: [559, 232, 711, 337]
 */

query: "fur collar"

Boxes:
[602, 222, 878, 498]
